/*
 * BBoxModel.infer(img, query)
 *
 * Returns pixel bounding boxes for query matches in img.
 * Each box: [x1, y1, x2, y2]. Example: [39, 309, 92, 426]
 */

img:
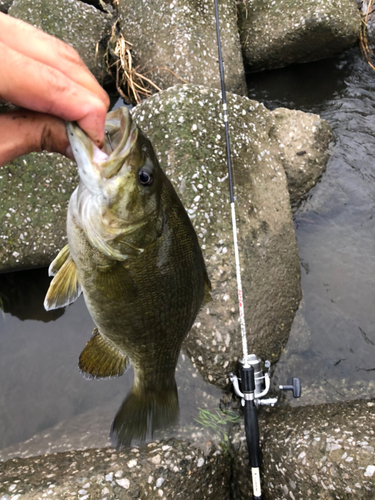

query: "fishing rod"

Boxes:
[213, 2, 301, 499]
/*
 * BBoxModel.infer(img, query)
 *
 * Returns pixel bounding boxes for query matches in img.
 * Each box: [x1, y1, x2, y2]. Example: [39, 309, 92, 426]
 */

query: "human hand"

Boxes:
[0, 12, 109, 166]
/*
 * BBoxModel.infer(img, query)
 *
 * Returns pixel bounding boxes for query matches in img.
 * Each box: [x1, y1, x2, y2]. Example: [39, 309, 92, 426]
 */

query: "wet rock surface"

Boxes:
[8, 0, 111, 83]
[271, 108, 334, 204]
[238, 0, 361, 72]
[273, 298, 375, 408]
[0, 441, 231, 499]
[132, 85, 332, 387]
[231, 399, 375, 499]
[117, 0, 246, 95]
[0, 153, 76, 273]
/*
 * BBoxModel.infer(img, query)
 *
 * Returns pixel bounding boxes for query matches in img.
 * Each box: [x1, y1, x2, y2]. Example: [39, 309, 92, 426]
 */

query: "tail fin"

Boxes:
[110, 380, 179, 447]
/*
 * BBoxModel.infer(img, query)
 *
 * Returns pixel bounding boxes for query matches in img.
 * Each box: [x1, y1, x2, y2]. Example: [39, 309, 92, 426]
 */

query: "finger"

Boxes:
[0, 111, 71, 167]
[0, 12, 109, 109]
[0, 41, 107, 146]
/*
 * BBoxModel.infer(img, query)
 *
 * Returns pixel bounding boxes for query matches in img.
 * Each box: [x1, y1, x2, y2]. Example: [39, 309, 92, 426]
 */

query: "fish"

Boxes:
[44, 107, 211, 446]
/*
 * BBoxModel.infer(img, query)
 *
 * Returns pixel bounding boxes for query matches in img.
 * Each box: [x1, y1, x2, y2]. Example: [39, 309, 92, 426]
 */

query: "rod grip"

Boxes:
[244, 399, 260, 468]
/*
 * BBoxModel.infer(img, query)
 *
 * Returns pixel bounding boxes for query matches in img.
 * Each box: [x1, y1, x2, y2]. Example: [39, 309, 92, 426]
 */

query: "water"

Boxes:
[0, 269, 222, 458]
[247, 48, 375, 405]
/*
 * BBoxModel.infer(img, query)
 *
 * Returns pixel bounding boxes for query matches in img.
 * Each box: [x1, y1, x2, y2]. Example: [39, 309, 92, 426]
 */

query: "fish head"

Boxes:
[67, 107, 163, 260]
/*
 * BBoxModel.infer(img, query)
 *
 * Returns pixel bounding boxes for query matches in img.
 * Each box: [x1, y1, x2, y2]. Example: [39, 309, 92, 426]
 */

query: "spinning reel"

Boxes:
[229, 355, 301, 500]
[230, 354, 301, 407]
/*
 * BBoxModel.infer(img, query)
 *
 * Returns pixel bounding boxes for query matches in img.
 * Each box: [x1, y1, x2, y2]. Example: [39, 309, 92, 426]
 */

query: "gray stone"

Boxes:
[117, 0, 246, 96]
[0, 440, 231, 499]
[270, 108, 334, 204]
[0, 0, 12, 13]
[8, 0, 112, 83]
[0, 152, 76, 273]
[132, 85, 302, 387]
[238, 0, 362, 72]
[231, 399, 375, 499]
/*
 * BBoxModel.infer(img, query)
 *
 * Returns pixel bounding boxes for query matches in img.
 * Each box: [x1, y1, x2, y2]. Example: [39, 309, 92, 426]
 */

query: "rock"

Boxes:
[238, 0, 362, 72]
[0, 0, 12, 13]
[0, 86, 332, 385]
[0, 441, 231, 499]
[117, 0, 246, 96]
[132, 84, 302, 388]
[270, 108, 334, 204]
[8, 0, 112, 83]
[231, 399, 375, 499]
[0, 152, 76, 273]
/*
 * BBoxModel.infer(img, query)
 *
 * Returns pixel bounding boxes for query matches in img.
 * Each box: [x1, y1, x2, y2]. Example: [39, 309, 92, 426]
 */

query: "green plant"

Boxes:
[195, 408, 240, 454]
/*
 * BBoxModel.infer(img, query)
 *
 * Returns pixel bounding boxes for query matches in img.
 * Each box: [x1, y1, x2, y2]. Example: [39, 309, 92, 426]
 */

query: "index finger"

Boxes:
[0, 12, 109, 109]
[0, 41, 107, 146]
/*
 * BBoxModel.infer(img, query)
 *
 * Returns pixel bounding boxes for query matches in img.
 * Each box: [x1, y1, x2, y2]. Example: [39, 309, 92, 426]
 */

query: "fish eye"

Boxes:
[138, 168, 153, 186]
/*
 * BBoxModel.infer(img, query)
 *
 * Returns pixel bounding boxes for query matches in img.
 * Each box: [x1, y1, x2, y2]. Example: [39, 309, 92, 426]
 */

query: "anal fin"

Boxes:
[44, 255, 82, 311]
[79, 328, 129, 379]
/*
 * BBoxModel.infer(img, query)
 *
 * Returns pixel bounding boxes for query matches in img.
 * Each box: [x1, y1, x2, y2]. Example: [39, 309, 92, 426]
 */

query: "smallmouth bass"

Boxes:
[44, 107, 211, 446]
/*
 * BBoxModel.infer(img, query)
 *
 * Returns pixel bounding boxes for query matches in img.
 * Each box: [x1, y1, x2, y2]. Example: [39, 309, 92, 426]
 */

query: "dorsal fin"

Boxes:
[79, 328, 129, 379]
[44, 256, 82, 310]
[48, 244, 70, 276]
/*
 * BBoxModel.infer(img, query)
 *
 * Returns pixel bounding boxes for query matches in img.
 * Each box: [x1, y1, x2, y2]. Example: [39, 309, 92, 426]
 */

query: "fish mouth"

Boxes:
[67, 107, 138, 195]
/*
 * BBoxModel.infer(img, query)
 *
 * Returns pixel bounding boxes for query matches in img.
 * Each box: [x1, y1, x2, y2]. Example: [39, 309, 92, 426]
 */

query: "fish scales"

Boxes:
[44, 107, 211, 446]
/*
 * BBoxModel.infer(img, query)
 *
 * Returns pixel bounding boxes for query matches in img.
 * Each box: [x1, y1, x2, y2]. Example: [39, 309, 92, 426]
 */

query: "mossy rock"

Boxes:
[238, 0, 361, 72]
[9, 0, 111, 83]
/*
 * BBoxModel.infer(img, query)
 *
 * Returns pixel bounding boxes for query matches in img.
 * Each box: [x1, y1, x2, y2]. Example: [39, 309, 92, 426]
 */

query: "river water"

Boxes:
[247, 47, 375, 406]
[1, 46, 375, 454]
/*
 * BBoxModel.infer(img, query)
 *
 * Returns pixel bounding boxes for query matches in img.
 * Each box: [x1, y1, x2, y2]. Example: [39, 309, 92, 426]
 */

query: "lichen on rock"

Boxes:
[231, 398, 375, 499]
[117, 0, 246, 96]
[0, 152, 77, 273]
[8, 0, 112, 83]
[238, 0, 362, 72]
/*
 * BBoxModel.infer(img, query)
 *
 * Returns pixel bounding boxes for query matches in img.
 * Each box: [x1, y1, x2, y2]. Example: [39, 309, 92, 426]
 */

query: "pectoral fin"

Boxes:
[79, 328, 129, 379]
[44, 256, 82, 310]
[96, 263, 137, 303]
[48, 244, 70, 276]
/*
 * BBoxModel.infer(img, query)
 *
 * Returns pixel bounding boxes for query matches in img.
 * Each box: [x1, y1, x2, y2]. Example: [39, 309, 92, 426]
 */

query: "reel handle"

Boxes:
[279, 378, 301, 398]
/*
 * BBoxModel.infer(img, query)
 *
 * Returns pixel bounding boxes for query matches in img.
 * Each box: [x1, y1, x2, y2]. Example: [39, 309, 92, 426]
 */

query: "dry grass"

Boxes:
[360, 0, 375, 70]
[100, 21, 188, 104]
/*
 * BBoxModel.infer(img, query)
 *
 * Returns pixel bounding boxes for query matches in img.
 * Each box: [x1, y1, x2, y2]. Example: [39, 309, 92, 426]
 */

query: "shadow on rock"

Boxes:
[0, 268, 65, 322]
